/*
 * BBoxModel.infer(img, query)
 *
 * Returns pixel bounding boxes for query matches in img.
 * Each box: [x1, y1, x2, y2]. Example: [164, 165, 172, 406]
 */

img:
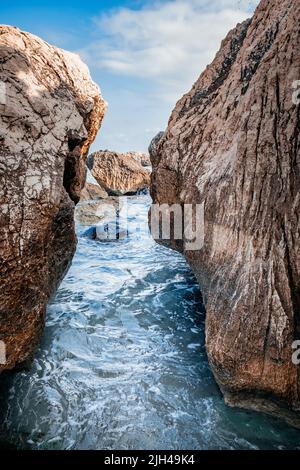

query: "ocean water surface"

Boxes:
[0, 195, 300, 450]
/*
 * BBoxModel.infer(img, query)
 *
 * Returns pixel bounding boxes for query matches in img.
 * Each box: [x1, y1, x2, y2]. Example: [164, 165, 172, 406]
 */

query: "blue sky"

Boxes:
[1, 0, 259, 152]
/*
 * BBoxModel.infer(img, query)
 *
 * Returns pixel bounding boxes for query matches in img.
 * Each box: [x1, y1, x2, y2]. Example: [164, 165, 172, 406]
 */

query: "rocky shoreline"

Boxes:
[0, 0, 299, 431]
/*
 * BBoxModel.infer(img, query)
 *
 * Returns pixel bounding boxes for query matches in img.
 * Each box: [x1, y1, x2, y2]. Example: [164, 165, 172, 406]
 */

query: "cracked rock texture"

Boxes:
[88, 150, 151, 196]
[150, 0, 300, 425]
[0, 26, 106, 371]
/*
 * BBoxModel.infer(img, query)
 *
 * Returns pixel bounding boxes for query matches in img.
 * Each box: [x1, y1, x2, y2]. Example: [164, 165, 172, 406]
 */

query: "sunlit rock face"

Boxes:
[0, 26, 107, 371]
[88, 150, 151, 196]
[150, 0, 300, 426]
[127, 151, 151, 168]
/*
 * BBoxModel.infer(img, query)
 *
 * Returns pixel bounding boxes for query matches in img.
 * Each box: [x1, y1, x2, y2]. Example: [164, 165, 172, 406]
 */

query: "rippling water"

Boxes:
[1, 195, 300, 450]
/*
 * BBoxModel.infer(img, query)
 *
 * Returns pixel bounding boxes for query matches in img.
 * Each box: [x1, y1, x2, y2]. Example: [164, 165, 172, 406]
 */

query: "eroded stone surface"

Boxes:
[150, 0, 300, 424]
[128, 151, 151, 168]
[0, 26, 106, 371]
[88, 150, 151, 196]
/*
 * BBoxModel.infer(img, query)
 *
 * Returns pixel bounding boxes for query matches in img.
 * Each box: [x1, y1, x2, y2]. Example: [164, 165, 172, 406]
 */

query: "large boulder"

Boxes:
[88, 150, 151, 196]
[0, 26, 106, 371]
[150, 0, 300, 425]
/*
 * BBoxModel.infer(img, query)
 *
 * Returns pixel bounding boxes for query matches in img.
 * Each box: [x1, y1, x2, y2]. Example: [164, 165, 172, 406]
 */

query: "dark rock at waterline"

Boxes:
[0, 437, 18, 450]
[77, 198, 128, 241]
[0, 26, 106, 372]
[150, 0, 300, 426]
[80, 168, 108, 201]
[82, 226, 97, 240]
[82, 224, 128, 242]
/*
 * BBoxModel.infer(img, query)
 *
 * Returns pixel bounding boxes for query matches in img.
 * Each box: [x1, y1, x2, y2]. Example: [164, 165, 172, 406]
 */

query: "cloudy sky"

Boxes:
[2, 0, 259, 152]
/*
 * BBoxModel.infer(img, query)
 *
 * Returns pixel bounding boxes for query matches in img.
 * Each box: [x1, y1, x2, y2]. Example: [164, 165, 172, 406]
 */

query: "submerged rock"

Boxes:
[0, 26, 106, 371]
[88, 150, 151, 196]
[150, 0, 300, 426]
[83, 224, 127, 242]
[79, 197, 127, 242]
[75, 198, 119, 226]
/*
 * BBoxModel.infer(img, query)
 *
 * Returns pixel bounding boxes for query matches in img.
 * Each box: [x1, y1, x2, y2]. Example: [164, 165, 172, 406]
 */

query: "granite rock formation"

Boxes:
[150, 0, 300, 425]
[0, 26, 106, 371]
[88, 150, 151, 196]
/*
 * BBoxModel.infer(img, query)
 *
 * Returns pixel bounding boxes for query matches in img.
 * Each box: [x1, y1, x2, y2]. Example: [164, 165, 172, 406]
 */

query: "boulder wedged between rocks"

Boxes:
[88, 150, 151, 196]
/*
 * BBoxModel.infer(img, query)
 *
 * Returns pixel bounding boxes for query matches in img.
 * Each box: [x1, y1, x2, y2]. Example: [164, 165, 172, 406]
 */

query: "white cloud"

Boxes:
[84, 0, 259, 152]
[81, 0, 259, 103]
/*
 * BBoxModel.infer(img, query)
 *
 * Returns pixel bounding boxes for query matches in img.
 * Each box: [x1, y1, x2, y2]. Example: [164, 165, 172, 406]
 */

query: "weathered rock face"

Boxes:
[0, 26, 106, 371]
[150, 0, 300, 425]
[128, 151, 151, 168]
[88, 150, 151, 196]
[80, 168, 108, 201]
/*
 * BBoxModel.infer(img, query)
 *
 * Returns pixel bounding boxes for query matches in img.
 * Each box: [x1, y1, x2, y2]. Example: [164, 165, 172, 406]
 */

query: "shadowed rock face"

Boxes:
[80, 168, 108, 201]
[80, 182, 108, 201]
[150, 0, 300, 425]
[0, 26, 106, 371]
[88, 150, 151, 196]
